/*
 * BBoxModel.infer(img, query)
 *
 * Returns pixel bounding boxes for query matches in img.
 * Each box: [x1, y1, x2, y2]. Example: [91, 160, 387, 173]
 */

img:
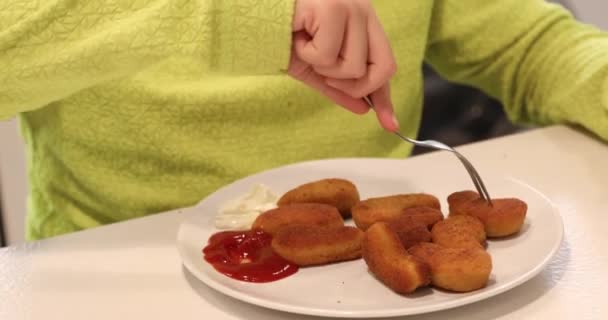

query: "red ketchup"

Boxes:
[203, 229, 299, 283]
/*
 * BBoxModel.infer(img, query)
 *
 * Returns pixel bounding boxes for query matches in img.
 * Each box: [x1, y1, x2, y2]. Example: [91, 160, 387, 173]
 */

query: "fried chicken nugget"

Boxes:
[277, 178, 360, 218]
[401, 206, 444, 228]
[352, 194, 441, 231]
[448, 191, 527, 238]
[271, 225, 364, 266]
[409, 243, 492, 292]
[447, 190, 479, 214]
[388, 215, 432, 249]
[431, 215, 486, 250]
[407, 242, 442, 262]
[252, 203, 343, 236]
[362, 222, 431, 294]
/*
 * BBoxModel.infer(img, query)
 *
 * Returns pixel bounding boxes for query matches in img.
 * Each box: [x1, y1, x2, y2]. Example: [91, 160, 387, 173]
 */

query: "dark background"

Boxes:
[412, 0, 574, 154]
[412, 66, 524, 155]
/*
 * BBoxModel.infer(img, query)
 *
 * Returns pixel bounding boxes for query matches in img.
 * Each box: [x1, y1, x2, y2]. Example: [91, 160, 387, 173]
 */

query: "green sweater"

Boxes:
[1, 0, 607, 240]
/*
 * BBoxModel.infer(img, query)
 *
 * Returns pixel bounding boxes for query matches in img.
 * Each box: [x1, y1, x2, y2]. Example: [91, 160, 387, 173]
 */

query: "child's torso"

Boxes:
[21, 1, 436, 239]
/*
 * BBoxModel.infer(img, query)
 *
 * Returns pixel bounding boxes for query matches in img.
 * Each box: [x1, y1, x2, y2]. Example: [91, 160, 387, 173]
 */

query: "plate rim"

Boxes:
[176, 158, 564, 318]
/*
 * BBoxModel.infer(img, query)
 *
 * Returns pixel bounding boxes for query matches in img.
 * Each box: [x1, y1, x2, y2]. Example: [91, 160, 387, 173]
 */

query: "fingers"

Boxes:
[313, 6, 368, 79]
[288, 49, 370, 115]
[309, 72, 371, 115]
[325, 12, 397, 99]
[289, 0, 398, 129]
[369, 85, 399, 132]
[294, 5, 347, 67]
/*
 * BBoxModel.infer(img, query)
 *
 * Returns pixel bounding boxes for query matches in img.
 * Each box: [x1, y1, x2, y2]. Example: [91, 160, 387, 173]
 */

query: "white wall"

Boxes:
[569, 1, 607, 30]
[0, 118, 27, 245]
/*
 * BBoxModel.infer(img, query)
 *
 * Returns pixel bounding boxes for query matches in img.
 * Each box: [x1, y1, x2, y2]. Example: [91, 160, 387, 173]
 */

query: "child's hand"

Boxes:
[288, 0, 398, 132]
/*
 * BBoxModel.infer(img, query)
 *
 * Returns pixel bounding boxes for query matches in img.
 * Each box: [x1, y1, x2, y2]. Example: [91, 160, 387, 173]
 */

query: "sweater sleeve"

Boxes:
[425, 0, 608, 140]
[0, 0, 295, 119]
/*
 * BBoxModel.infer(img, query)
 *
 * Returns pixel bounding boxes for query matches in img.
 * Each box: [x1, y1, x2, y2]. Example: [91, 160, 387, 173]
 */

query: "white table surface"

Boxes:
[1, 125, 607, 320]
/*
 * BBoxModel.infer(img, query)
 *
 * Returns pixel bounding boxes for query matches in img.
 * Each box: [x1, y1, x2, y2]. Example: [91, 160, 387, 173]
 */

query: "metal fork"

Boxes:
[363, 96, 493, 204]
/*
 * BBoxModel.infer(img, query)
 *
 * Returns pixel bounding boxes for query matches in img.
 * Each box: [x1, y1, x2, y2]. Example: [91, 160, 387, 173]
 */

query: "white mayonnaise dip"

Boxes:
[214, 184, 278, 230]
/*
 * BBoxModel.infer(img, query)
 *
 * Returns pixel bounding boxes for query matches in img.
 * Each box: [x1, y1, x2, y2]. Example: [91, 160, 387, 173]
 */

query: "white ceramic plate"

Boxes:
[177, 158, 563, 318]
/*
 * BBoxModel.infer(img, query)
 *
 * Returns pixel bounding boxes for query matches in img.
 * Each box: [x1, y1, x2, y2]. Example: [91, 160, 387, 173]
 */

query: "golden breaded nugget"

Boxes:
[447, 190, 479, 214]
[352, 194, 440, 230]
[407, 242, 442, 262]
[278, 178, 360, 218]
[252, 203, 343, 236]
[401, 206, 444, 228]
[271, 225, 364, 266]
[448, 191, 527, 238]
[409, 243, 492, 292]
[431, 215, 486, 250]
[388, 215, 432, 249]
[362, 222, 431, 294]
[381, 206, 443, 248]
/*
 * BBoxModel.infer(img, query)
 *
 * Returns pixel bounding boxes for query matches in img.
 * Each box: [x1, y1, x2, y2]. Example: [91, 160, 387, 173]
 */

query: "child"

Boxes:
[1, 0, 606, 240]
